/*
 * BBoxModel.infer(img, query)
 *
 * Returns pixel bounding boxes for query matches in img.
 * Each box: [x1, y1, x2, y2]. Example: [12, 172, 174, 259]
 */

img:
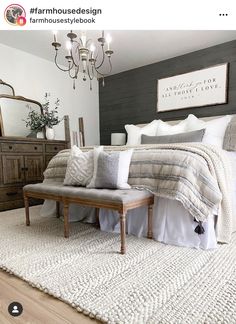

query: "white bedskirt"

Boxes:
[41, 196, 217, 250]
[99, 197, 217, 249]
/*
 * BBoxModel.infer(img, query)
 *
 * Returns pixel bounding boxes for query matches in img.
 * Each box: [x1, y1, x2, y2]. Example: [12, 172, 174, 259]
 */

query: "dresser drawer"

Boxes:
[0, 198, 42, 211]
[0, 200, 24, 212]
[45, 144, 66, 153]
[0, 187, 23, 202]
[1, 143, 43, 153]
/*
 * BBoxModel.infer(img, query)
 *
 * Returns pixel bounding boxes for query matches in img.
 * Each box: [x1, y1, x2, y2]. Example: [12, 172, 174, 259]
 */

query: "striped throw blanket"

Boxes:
[43, 143, 232, 243]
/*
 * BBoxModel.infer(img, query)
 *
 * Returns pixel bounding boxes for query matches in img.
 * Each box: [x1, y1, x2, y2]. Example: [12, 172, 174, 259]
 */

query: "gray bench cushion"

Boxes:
[23, 183, 153, 204]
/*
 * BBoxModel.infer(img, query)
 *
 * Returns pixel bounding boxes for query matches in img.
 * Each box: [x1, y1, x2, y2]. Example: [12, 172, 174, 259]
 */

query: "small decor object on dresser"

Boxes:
[42, 93, 61, 140]
[157, 63, 229, 112]
[24, 105, 45, 138]
[24, 93, 61, 139]
[45, 127, 55, 140]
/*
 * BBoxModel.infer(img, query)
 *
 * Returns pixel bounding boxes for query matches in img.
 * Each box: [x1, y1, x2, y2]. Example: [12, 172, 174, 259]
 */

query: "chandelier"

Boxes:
[51, 30, 114, 90]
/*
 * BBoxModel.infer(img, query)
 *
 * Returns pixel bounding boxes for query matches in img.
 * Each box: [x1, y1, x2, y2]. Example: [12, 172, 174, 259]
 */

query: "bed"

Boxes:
[41, 114, 236, 250]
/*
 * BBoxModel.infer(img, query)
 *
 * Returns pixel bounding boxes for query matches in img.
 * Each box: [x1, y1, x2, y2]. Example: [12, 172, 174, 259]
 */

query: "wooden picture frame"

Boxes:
[157, 63, 229, 112]
[78, 117, 85, 147]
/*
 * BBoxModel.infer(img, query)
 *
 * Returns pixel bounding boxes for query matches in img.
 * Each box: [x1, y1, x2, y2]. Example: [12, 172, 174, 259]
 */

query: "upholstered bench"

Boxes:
[23, 183, 154, 254]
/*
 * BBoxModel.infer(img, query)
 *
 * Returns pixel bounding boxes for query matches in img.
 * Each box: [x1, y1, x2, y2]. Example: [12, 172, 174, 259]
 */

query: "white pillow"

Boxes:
[185, 114, 205, 131]
[125, 120, 159, 145]
[202, 115, 232, 148]
[186, 114, 232, 148]
[64, 146, 103, 186]
[87, 149, 133, 189]
[156, 116, 191, 136]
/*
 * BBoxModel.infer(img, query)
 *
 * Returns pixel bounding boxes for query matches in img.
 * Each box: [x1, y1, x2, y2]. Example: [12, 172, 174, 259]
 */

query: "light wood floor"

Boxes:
[0, 270, 100, 324]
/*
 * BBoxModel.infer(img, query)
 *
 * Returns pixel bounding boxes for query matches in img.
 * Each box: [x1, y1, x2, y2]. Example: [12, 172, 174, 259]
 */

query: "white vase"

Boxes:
[46, 127, 55, 140]
[36, 131, 44, 139]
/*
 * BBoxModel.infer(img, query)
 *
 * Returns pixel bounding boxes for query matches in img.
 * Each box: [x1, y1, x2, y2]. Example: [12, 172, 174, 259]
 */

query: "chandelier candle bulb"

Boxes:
[66, 41, 72, 55]
[106, 34, 112, 51]
[90, 44, 95, 59]
[81, 33, 87, 47]
[53, 30, 57, 43]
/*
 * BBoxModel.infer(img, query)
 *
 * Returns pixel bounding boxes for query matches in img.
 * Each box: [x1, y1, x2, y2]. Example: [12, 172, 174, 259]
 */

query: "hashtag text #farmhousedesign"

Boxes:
[29, 7, 102, 16]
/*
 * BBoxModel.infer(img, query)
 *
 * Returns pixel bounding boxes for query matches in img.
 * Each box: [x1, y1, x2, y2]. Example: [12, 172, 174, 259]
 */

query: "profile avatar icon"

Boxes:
[12, 305, 19, 314]
[4, 4, 26, 26]
[8, 302, 23, 317]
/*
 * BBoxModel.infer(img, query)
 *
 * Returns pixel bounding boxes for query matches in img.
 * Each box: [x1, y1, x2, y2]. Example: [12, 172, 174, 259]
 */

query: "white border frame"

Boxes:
[157, 63, 229, 112]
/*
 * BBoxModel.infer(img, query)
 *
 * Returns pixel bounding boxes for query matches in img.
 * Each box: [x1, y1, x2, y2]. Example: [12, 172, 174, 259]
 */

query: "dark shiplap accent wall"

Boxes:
[99, 40, 236, 145]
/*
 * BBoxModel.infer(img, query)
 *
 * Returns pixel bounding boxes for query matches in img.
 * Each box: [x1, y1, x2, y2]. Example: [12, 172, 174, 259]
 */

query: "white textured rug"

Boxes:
[1, 206, 236, 323]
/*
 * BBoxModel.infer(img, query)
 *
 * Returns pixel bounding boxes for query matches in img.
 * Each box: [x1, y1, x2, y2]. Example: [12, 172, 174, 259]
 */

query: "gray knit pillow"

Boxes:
[141, 129, 206, 144]
[223, 116, 236, 151]
[87, 149, 133, 189]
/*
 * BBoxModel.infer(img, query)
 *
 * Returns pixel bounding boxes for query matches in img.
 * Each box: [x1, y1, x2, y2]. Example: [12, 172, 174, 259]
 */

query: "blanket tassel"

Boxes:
[194, 221, 205, 235]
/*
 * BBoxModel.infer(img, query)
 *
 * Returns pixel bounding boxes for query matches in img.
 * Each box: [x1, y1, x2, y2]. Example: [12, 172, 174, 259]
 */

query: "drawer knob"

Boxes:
[6, 192, 17, 196]
[54, 147, 58, 150]
[34, 146, 38, 150]
[9, 146, 13, 149]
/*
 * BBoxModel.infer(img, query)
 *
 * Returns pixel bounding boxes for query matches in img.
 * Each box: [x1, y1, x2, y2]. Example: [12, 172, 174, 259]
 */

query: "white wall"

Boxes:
[0, 43, 100, 145]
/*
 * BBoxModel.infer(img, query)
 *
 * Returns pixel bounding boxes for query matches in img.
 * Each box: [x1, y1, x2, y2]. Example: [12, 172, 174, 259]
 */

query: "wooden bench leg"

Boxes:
[56, 201, 60, 218]
[147, 205, 153, 239]
[63, 202, 69, 238]
[120, 212, 126, 255]
[24, 194, 30, 226]
[95, 208, 100, 228]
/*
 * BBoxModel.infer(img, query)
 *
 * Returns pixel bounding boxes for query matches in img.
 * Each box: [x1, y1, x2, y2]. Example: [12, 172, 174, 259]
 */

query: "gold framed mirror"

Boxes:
[0, 79, 15, 96]
[0, 94, 43, 138]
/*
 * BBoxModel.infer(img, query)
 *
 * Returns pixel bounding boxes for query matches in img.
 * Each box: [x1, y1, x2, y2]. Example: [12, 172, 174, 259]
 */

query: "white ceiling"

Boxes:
[0, 30, 236, 75]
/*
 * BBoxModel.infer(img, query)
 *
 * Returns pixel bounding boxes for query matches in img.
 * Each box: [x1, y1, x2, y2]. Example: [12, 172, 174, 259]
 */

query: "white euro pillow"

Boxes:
[185, 114, 206, 131]
[125, 120, 159, 145]
[186, 114, 232, 148]
[202, 115, 232, 148]
[155, 115, 195, 136]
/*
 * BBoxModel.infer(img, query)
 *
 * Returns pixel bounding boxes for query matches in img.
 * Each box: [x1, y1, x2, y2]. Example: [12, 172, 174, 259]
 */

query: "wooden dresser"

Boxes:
[0, 137, 69, 211]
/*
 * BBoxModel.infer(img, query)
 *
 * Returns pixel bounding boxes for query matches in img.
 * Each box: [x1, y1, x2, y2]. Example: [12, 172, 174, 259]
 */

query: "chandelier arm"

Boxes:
[72, 39, 80, 46]
[54, 51, 74, 72]
[70, 43, 81, 68]
[87, 63, 95, 81]
[68, 65, 79, 79]
[94, 56, 112, 78]
[96, 72, 105, 80]
[107, 56, 113, 74]
[85, 38, 92, 48]
[94, 45, 105, 70]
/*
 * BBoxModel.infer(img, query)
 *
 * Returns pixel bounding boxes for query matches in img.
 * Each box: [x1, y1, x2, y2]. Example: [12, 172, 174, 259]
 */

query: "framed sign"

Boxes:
[157, 63, 229, 112]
